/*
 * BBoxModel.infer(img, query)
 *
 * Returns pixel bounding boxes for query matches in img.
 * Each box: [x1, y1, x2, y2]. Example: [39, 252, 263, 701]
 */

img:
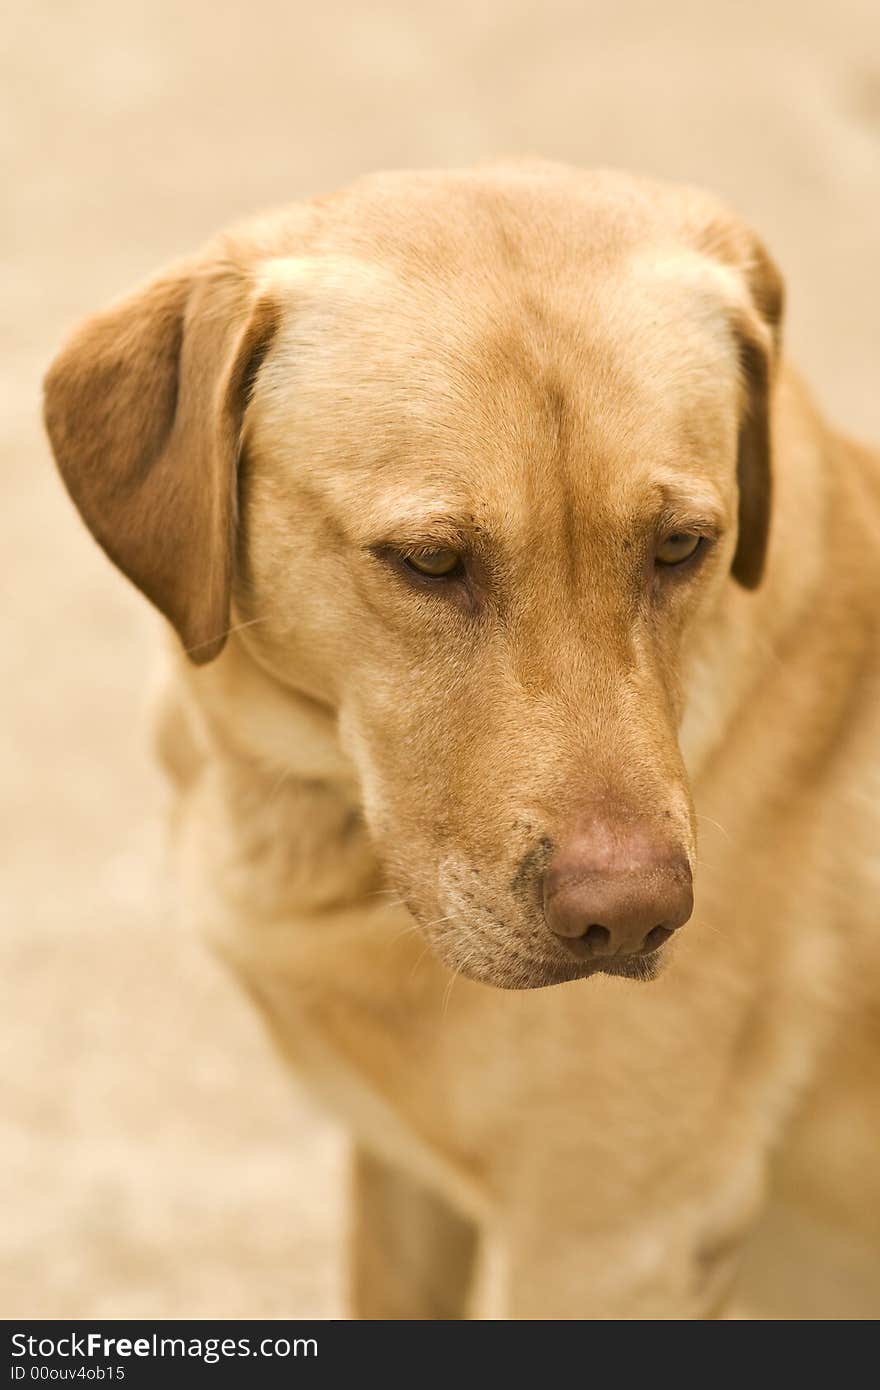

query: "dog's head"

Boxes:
[45, 165, 783, 989]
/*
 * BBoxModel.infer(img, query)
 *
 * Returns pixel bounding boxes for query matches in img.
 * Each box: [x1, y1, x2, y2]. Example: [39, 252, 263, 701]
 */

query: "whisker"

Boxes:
[419, 913, 455, 932]
[183, 613, 270, 656]
[406, 940, 436, 986]
[696, 917, 724, 937]
[266, 765, 295, 803]
[386, 920, 422, 947]
[695, 813, 735, 845]
[441, 972, 456, 1016]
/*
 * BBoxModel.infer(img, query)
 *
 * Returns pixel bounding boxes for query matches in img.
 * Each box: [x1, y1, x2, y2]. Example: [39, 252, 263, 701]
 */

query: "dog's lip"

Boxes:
[588, 953, 665, 982]
[409, 905, 671, 988]
[544, 950, 666, 985]
[435, 941, 670, 991]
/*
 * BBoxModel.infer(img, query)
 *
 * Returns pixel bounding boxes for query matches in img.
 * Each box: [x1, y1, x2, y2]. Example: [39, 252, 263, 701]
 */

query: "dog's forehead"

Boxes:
[252, 226, 739, 536]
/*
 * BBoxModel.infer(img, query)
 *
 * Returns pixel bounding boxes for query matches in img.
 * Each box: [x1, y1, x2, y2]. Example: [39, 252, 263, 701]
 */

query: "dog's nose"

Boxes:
[542, 827, 693, 960]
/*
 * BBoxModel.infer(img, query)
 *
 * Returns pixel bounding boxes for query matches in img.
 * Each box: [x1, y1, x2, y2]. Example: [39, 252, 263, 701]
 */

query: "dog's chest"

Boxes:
[174, 756, 480, 1188]
[218, 916, 490, 1214]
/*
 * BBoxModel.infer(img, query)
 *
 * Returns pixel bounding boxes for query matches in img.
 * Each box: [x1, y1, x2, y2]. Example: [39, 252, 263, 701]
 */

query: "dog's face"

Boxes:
[44, 166, 783, 989]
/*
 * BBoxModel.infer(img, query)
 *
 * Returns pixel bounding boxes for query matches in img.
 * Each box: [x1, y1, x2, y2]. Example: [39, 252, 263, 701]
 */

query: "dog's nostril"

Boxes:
[641, 925, 675, 954]
[583, 924, 611, 951]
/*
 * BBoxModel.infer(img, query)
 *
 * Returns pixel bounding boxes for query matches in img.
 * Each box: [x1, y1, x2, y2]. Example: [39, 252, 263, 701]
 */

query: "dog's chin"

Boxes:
[427, 935, 669, 992]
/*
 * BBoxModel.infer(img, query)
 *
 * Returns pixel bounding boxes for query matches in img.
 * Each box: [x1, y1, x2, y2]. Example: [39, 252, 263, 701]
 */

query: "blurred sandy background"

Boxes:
[3, 1, 879, 1320]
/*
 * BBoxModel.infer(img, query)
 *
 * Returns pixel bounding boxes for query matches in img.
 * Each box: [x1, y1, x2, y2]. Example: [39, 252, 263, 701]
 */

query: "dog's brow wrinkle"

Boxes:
[655, 481, 725, 523]
[366, 512, 479, 552]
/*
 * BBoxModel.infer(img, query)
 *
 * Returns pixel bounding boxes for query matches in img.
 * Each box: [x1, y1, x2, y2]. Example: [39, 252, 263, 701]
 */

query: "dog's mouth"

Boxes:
[481, 948, 668, 991]
[412, 907, 671, 991]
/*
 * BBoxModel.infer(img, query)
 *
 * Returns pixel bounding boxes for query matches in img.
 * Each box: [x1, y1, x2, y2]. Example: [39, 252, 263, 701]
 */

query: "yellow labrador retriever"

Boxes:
[44, 164, 880, 1319]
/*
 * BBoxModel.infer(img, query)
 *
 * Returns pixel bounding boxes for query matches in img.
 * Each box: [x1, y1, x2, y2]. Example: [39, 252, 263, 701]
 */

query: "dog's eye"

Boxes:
[403, 548, 463, 578]
[655, 533, 702, 567]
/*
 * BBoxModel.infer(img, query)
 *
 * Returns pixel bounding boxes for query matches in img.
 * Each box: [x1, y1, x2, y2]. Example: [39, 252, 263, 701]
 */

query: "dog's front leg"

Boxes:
[500, 1163, 766, 1322]
[349, 1146, 480, 1320]
[502, 1220, 744, 1321]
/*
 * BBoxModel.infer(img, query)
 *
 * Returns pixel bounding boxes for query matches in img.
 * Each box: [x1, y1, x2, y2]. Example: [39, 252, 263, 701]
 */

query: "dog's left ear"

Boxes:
[730, 238, 785, 589]
[692, 215, 785, 589]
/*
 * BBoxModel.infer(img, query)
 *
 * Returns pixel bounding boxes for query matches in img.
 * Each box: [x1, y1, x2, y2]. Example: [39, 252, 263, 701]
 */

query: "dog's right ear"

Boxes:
[44, 256, 279, 663]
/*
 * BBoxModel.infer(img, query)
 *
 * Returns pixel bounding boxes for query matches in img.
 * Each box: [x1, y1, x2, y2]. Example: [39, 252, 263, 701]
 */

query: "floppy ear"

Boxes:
[691, 211, 785, 589]
[43, 257, 279, 662]
[730, 240, 784, 589]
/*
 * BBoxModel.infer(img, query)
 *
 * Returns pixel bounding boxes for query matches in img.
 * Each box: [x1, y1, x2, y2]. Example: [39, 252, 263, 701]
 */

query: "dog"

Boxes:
[44, 163, 880, 1318]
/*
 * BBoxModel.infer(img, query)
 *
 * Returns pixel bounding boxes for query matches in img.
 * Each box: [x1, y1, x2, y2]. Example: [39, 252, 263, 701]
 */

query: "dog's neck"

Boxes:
[178, 625, 360, 791]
